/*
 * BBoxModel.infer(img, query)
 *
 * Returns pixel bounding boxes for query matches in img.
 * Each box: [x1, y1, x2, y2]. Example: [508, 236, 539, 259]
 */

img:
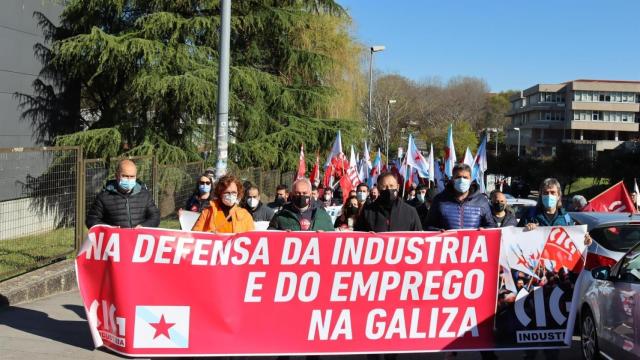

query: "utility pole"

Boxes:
[215, 0, 231, 179]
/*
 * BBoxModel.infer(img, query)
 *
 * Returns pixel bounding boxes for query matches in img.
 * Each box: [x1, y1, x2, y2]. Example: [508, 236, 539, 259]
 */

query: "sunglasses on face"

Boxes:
[199, 181, 211, 185]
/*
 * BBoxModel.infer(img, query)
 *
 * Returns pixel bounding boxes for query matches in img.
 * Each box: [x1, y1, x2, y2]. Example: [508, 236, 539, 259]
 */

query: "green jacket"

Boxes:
[268, 203, 334, 231]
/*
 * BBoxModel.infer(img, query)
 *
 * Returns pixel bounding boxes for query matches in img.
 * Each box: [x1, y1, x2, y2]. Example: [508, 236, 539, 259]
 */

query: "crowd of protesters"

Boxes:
[87, 159, 602, 237]
[85, 159, 599, 360]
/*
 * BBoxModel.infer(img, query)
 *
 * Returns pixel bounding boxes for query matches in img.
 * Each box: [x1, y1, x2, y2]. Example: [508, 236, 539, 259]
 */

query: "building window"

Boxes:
[592, 111, 600, 121]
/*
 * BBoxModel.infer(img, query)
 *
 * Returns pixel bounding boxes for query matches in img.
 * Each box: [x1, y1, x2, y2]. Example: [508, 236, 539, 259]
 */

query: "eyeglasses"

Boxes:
[199, 181, 211, 185]
[223, 191, 238, 196]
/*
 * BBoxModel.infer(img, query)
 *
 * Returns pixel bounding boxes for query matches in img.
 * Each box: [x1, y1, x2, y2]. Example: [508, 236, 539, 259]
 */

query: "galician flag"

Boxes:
[406, 134, 430, 178]
[472, 135, 488, 193]
[358, 141, 372, 184]
[444, 124, 456, 178]
[463, 147, 474, 167]
[369, 148, 382, 188]
[428, 143, 435, 184]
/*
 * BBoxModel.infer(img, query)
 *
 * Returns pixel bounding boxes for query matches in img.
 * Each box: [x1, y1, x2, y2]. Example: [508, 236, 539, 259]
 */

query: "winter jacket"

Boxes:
[185, 193, 212, 212]
[244, 201, 275, 222]
[424, 184, 496, 230]
[518, 206, 574, 227]
[86, 180, 160, 229]
[354, 198, 422, 232]
[268, 203, 334, 231]
[192, 200, 255, 233]
[492, 208, 518, 228]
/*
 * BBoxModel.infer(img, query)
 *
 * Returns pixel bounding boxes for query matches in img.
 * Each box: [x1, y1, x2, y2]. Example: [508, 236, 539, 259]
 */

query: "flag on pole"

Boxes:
[463, 147, 474, 167]
[583, 181, 636, 213]
[358, 141, 371, 184]
[341, 145, 361, 202]
[472, 135, 488, 193]
[444, 124, 456, 178]
[406, 134, 430, 178]
[428, 143, 435, 184]
[323, 131, 345, 188]
[295, 144, 306, 180]
[349, 145, 358, 178]
[309, 153, 320, 187]
[369, 148, 382, 188]
[324, 131, 343, 168]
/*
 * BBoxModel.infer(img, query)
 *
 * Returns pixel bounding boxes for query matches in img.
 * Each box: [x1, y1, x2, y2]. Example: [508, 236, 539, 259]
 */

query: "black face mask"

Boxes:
[292, 195, 310, 209]
[492, 202, 506, 212]
[275, 196, 286, 206]
[379, 189, 398, 206]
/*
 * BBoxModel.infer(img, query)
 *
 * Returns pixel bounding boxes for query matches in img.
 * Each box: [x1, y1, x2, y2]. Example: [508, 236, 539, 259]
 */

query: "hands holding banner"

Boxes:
[76, 225, 587, 357]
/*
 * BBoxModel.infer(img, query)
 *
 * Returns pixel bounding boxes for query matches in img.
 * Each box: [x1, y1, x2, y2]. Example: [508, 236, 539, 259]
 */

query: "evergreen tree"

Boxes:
[18, 0, 363, 169]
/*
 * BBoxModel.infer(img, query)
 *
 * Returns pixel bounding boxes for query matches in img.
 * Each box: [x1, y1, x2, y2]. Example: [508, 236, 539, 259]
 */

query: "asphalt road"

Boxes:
[0, 290, 585, 359]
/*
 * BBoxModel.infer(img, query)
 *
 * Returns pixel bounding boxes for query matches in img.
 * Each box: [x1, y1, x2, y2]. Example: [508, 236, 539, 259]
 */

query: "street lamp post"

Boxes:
[487, 128, 499, 157]
[386, 99, 396, 166]
[367, 45, 385, 140]
[513, 127, 521, 159]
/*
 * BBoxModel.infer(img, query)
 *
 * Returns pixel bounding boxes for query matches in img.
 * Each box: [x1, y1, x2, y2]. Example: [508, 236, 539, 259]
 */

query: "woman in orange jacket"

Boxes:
[192, 174, 254, 233]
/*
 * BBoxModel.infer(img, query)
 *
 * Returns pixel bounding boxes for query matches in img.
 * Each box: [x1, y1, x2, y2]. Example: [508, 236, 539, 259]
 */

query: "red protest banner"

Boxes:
[76, 226, 502, 356]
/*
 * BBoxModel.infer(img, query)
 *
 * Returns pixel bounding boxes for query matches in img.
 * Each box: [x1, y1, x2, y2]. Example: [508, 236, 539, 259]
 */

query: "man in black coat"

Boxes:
[406, 183, 430, 229]
[490, 190, 518, 227]
[86, 159, 160, 228]
[354, 172, 422, 232]
[242, 185, 275, 222]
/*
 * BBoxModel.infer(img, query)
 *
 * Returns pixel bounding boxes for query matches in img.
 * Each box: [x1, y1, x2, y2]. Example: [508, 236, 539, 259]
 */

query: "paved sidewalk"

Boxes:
[0, 290, 584, 359]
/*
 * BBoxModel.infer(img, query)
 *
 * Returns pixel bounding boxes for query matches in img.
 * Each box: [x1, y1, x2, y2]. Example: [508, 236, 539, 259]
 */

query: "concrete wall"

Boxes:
[0, 0, 63, 148]
[0, 197, 58, 241]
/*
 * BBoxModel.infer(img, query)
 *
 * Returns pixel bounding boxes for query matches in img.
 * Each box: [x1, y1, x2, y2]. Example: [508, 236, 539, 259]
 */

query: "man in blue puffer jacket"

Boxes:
[425, 163, 496, 230]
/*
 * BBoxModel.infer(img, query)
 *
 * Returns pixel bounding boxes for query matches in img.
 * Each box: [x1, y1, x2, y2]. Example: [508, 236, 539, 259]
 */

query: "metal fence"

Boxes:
[234, 167, 296, 200]
[0, 147, 81, 281]
[0, 146, 294, 281]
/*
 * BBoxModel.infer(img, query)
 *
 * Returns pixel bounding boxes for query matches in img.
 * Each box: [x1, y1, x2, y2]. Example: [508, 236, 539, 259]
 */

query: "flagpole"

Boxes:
[402, 165, 410, 199]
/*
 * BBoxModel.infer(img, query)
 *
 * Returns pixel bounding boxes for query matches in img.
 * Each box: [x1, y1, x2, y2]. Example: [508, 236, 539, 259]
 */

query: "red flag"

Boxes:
[540, 227, 584, 272]
[583, 181, 635, 213]
[322, 165, 333, 188]
[309, 154, 320, 186]
[341, 167, 361, 203]
[296, 144, 306, 180]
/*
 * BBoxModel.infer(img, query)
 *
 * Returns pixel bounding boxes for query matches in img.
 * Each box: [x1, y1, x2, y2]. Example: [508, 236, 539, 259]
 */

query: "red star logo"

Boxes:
[150, 314, 175, 339]
[415, 153, 422, 162]
[516, 254, 528, 267]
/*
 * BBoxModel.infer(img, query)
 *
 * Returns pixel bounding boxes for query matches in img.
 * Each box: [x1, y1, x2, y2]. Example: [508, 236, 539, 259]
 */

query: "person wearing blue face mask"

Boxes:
[184, 173, 214, 212]
[424, 163, 496, 230]
[86, 159, 160, 229]
[516, 178, 592, 360]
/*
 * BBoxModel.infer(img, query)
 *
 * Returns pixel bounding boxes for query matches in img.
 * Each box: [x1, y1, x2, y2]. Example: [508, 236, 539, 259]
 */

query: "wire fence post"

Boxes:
[75, 147, 84, 251]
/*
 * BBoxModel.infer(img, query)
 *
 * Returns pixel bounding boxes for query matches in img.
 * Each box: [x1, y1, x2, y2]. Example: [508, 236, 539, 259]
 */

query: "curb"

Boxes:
[0, 259, 76, 308]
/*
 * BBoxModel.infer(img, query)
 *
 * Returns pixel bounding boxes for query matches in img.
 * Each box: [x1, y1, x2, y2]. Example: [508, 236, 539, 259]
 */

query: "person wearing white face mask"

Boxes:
[241, 185, 274, 222]
[192, 175, 254, 233]
[355, 183, 370, 207]
[424, 163, 496, 231]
